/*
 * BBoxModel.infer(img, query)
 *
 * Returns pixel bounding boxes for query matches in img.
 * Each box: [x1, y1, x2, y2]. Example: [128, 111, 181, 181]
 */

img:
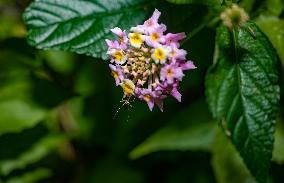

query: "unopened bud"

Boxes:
[132, 71, 138, 77]
[141, 47, 149, 53]
[137, 79, 146, 86]
[124, 68, 129, 73]
[151, 64, 157, 73]
[220, 4, 249, 29]
[139, 56, 145, 61]
[143, 70, 151, 77]
[128, 57, 135, 62]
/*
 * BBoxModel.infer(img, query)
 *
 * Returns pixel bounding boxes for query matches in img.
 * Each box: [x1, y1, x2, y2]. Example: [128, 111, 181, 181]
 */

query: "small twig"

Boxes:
[181, 19, 212, 46]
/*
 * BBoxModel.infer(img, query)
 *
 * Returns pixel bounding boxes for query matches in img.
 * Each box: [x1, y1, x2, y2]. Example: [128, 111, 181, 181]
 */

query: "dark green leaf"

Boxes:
[205, 22, 280, 182]
[23, 0, 154, 59]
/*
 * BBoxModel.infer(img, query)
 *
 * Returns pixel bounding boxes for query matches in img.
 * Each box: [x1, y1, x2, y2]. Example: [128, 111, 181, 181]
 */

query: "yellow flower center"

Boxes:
[143, 94, 152, 102]
[154, 48, 165, 61]
[121, 79, 135, 95]
[151, 33, 159, 41]
[172, 49, 176, 57]
[130, 33, 143, 45]
[111, 71, 119, 79]
[114, 50, 123, 62]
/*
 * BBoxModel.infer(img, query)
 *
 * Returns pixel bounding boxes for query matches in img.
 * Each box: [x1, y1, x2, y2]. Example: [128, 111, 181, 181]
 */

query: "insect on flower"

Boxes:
[105, 9, 196, 111]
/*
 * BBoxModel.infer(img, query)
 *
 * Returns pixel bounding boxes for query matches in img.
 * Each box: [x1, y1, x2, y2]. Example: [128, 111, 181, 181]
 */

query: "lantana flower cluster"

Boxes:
[105, 9, 196, 111]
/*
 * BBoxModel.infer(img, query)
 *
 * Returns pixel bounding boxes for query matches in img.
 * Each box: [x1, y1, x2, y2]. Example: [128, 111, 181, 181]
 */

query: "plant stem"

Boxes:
[181, 22, 208, 46]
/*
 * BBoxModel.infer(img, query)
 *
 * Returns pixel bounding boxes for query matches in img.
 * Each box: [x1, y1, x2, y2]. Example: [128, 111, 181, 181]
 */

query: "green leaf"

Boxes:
[5, 168, 52, 183]
[0, 100, 47, 135]
[130, 122, 217, 159]
[265, 0, 283, 16]
[23, 0, 154, 59]
[41, 50, 75, 75]
[0, 73, 73, 134]
[272, 119, 284, 164]
[0, 123, 48, 160]
[0, 76, 47, 134]
[129, 100, 216, 159]
[212, 130, 257, 183]
[0, 134, 65, 176]
[255, 16, 284, 67]
[205, 22, 280, 183]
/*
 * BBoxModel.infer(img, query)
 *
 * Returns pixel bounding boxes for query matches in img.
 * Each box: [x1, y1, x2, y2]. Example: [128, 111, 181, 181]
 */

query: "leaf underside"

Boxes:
[23, 0, 153, 59]
[206, 22, 280, 183]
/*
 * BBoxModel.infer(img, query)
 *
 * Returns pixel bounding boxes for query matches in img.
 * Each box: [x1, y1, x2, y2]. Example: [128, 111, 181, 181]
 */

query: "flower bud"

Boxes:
[220, 4, 249, 29]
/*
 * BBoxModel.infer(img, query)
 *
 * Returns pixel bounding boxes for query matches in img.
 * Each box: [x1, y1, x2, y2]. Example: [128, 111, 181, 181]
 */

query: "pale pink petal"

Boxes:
[151, 9, 161, 21]
[181, 61, 196, 70]
[174, 68, 184, 81]
[147, 100, 155, 111]
[110, 27, 123, 36]
[171, 88, 182, 102]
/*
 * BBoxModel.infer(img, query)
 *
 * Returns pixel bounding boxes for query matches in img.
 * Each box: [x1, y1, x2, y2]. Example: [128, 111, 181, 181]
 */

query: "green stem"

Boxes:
[181, 22, 208, 46]
[232, 28, 239, 63]
[181, 11, 222, 46]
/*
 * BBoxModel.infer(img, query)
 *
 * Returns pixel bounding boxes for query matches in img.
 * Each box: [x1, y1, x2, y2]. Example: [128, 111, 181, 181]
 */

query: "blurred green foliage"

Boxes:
[0, 0, 284, 183]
